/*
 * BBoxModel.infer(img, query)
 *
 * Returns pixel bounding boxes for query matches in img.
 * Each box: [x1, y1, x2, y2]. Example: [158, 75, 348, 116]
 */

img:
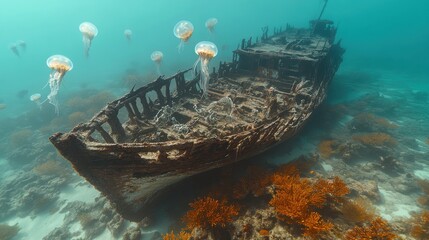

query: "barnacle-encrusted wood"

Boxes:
[50, 20, 344, 221]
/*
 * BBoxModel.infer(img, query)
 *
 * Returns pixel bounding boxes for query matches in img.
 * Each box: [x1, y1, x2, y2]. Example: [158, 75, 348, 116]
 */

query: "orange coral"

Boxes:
[302, 212, 333, 237]
[258, 229, 269, 236]
[352, 132, 397, 147]
[417, 179, 429, 207]
[270, 170, 312, 220]
[33, 160, 64, 176]
[345, 217, 398, 240]
[417, 179, 429, 195]
[352, 113, 398, 132]
[162, 230, 191, 240]
[183, 196, 239, 230]
[9, 129, 33, 149]
[315, 177, 350, 203]
[340, 198, 375, 223]
[318, 140, 335, 158]
[275, 162, 300, 177]
[411, 211, 429, 239]
[270, 166, 348, 238]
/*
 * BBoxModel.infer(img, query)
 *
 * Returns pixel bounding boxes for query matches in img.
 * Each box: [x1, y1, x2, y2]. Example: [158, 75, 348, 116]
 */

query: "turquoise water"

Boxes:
[1, 0, 429, 239]
[1, 0, 427, 117]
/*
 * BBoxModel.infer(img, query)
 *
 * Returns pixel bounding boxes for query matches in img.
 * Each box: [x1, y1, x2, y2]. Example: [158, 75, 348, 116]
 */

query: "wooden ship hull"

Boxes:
[50, 20, 345, 221]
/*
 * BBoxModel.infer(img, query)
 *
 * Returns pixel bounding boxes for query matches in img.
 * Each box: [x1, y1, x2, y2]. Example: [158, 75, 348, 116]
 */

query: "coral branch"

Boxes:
[162, 230, 191, 240]
[345, 217, 398, 240]
[183, 196, 239, 230]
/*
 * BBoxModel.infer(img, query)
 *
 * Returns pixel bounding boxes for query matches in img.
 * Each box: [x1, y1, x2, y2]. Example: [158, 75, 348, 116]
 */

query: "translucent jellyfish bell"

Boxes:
[193, 41, 218, 96]
[30, 93, 42, 109]
[173, 20, 194, 52]
[46, 55, 73, 115]
[205, 18, 218, 33]
[151, 51, 164, 75]
[17, 40, 26, 51]
[79, 22, 98, 57]
[124, 29, 132, 42]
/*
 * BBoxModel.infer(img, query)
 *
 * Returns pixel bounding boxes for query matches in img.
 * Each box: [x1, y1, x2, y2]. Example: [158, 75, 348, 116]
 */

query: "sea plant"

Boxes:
[350, 113, 398, 132]
[269, 163, 349, 238]
[417, 179, 429, 207]
[352, 132, 397, 147]
[318, 140, 336, 159]
[9, 128, 33, 149]
[345, 217, 398, 240]
[410, 211, 429, 239]
[340, 198, 375, 223]
[162, 230, 191, 240]
[183, 196, 239, 230]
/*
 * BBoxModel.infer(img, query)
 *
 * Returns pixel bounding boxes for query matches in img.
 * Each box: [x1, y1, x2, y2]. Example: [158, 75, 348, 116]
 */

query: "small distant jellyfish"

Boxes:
[124, 29, 132, 42]
[17, 40, 26, 51]
[79, 22, 98, 57]
[205, 18, 218, 33]
[173, 20, 194, 52]
[46, 55, 73, 114]
[10, 43, 20, 57]
[30, 93, 42, 109]
[151, 51, 163, 75]
[193, 41, 218, 96]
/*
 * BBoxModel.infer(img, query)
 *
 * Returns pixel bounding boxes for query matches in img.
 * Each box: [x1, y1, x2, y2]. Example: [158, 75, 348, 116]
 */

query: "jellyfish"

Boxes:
[17, 40, 26, 51]
[150, 51, 163, 75]
[124, 29, 132, 42]
[205, 18, 218, 33]
[193, 41, 218, 96]
[0, 103, 6, 110]
[79, 22, 98, 57]
[173, 20, 194, 52]
[10, 43, 19, 57]
[46, 55, 73, 114]
[30, 93, 42, 109]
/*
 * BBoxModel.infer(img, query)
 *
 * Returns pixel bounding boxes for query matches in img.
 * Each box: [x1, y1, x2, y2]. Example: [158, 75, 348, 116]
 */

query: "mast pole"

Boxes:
[312, 0, 328, 35]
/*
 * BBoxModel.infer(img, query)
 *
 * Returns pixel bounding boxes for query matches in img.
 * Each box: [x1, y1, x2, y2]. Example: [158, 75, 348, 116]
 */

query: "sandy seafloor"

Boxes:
[0, 67, 429, 239]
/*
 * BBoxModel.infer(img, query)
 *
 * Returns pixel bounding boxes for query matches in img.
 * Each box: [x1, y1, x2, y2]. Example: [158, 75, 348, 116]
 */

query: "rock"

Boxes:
[231, 207, 277, 240]
[270, 225, 293, 240]
[348, 179, 381, 202]
[390, 176, 419, 194]
[122, 226, 141, 240]
[138, 216, 152, 228]
[43, 227, 71, 240]
[107, 213, 125, 237]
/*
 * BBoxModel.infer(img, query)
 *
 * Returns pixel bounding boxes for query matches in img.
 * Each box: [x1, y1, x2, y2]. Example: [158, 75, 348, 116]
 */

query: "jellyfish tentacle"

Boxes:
[156, 64, 161, 75]
[47, 77, 61, 115]
[82, 37, 91, 57]
[200, 57, 211, 96]
[193, 57, 201, 78]
[178, 41, 185, 53]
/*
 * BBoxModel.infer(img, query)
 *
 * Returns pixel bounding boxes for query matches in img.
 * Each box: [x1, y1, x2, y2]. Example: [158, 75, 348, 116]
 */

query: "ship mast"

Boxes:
[312, 0, 328, 34]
